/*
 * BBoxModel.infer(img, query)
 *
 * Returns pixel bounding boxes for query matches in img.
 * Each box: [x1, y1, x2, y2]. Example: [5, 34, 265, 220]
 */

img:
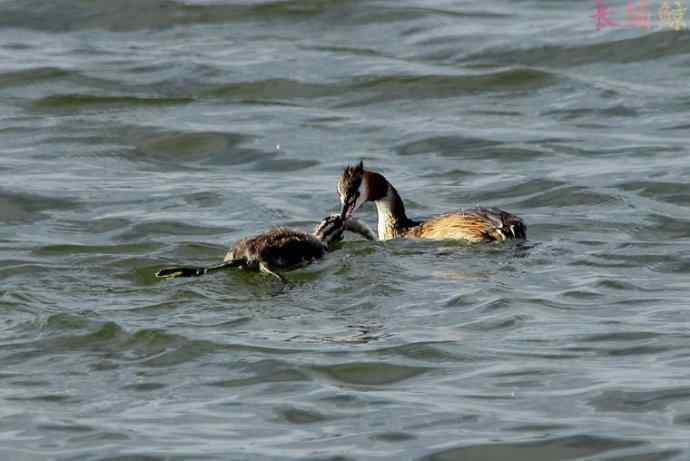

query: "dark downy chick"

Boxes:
[156, 215, 374, 282]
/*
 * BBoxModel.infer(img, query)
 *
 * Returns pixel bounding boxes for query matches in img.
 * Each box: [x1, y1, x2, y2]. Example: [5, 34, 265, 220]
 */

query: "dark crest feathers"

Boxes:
[344, 161, 363, 178]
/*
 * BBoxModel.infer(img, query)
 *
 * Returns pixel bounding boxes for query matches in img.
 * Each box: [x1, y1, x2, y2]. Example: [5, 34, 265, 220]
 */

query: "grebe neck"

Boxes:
[374, 183, 417, 240]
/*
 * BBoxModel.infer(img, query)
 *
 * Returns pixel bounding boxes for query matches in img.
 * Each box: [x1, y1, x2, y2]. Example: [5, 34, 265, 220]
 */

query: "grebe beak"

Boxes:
[340, 193, 359, 220]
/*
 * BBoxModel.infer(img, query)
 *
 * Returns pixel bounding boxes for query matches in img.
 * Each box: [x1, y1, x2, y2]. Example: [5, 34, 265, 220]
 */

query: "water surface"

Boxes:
[1, 0, 690, 460]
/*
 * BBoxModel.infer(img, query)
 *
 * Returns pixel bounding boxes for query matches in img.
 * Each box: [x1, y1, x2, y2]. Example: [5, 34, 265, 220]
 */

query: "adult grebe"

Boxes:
[337, 161, 526, 242]
[156, 215, 375, 282]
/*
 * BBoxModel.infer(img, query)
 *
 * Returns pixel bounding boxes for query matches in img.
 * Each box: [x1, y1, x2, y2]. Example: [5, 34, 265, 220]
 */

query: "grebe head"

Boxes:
[338, 161, 391, 219]
[314, 214, 346, 245]
[338, 161, 365, 219]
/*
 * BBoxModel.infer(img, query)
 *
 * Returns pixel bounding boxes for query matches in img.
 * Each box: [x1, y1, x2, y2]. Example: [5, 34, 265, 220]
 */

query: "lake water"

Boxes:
[2, 1, 690, 460]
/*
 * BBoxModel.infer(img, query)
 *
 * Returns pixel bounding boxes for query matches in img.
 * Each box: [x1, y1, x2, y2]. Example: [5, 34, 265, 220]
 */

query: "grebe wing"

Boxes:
[416, 208, 526, 242]
[470, 207, 527, 240]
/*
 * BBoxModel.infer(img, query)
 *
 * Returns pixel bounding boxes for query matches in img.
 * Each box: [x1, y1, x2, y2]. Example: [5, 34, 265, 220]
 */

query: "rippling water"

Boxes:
[2, 0, 690, 459]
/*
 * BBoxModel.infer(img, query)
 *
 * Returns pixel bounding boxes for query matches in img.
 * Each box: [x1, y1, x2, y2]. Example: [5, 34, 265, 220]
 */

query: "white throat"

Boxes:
[374, 187, 396, 240]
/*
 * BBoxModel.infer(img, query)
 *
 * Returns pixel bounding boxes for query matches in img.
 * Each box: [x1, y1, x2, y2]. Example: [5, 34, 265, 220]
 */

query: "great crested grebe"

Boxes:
[156, 215, 376, 282]
[337, 161, 526, 242]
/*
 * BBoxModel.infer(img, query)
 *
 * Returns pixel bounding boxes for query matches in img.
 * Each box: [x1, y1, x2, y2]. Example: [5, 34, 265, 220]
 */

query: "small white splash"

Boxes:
[275, 144, 280, 151]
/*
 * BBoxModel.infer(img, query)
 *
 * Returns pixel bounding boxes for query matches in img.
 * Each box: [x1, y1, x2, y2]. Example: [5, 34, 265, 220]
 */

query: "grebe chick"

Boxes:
[337, 161, 526, 242]
[155, 215, 375, 282]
